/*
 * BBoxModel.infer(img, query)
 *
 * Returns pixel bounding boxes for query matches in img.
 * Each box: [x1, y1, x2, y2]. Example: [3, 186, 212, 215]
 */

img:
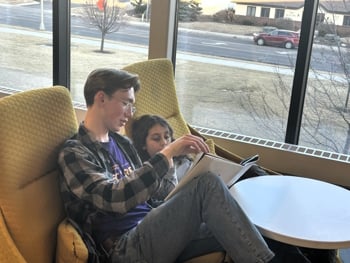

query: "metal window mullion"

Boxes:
[285, 0, 319, 144]
[53, 0, 71, 89]
[170, 0, 178, 70]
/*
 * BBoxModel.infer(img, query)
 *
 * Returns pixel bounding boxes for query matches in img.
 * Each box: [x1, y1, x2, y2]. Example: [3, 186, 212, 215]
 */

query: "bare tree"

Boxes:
[236, 0, 350, 154]
[82, 0, 127, 52]
[239, 38, 350, 154]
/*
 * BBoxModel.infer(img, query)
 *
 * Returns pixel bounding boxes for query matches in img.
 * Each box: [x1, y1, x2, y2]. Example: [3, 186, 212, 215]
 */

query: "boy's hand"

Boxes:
[160, 135, 209, 166]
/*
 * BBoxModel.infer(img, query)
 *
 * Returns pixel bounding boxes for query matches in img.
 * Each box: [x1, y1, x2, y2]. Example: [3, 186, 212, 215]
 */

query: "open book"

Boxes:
[165, 153, 258, 201]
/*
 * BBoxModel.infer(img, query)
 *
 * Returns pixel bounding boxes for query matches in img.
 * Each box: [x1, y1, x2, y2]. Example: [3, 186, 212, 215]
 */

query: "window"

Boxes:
[0, 1, 52, 92]
[173, 1, 350, 155]
[278, 31, 290, 36]
[316, 13, 325, 24]
[260, 7, 270, 18]
[246, 6, 256, 17]
[0, 0, 149, 104]
[174, 2, 298, 143]
[70, 0, 149, 103]
[301, 10, 350, 154]
[2, 0, 350, 157]
[343, 16, 350, 26]
[275, 9, 285, 19]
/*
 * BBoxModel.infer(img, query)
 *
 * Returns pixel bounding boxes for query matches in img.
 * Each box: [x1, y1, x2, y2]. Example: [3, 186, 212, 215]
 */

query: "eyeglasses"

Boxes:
[108, 93, 137, 114]
[120, 100, 136, 114]
[112, 96, 136, 114]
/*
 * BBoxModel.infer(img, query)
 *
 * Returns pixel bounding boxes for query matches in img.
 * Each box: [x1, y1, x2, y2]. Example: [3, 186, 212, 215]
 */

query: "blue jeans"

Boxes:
[109, 172, 274, 263]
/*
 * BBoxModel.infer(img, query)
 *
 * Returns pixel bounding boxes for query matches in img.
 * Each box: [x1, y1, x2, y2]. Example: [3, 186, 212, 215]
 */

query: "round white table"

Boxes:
[230, 175, 350, 249]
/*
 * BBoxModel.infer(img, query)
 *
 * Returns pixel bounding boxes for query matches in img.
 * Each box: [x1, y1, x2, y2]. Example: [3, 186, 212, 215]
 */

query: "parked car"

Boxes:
[253, 29, 300, 49]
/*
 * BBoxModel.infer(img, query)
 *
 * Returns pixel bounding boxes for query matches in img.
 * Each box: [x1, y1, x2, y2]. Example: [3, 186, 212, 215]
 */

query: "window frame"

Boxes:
[246, 6, 257, 17]
[260, 7, 270, 18]
[343, 15, 350, 26]
[275, 8, 285, 19]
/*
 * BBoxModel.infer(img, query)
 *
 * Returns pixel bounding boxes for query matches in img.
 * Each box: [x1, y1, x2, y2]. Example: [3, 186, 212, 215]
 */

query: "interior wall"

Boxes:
[148, 0, 172, 59]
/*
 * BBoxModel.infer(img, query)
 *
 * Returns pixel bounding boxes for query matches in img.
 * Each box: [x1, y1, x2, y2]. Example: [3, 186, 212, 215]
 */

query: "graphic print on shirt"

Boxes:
[101, 138, 132, 179]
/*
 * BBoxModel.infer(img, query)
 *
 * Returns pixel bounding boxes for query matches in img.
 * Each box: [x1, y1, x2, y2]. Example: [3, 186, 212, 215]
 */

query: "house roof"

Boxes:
[235, 0, 350, 13]
[320, 1, 350, 14]
[235, 1, 303, 9]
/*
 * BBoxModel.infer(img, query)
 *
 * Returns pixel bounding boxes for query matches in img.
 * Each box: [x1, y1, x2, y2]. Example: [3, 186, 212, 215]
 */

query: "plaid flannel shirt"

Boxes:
[58, 124, 169, 229]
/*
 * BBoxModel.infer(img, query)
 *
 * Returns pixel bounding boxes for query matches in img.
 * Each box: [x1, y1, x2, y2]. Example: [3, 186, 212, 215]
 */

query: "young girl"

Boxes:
[131, 114, 192, 200]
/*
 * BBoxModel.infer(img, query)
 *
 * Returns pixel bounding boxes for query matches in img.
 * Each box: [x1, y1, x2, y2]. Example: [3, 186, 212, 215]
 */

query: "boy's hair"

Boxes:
[131, 114, 174, 161]
[84, 68, 140, 106]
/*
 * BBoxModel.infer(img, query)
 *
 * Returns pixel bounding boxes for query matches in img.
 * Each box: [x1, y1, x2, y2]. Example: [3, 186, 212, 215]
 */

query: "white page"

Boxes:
[165, 153, 254, 200]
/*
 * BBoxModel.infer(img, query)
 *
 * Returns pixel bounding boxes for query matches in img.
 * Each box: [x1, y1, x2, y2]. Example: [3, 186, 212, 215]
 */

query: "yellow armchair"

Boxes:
[123, 58, 192, 139]
[0, 86, 81, 263]
[122, 58, 276, 172]
[122, 58, 244, 161]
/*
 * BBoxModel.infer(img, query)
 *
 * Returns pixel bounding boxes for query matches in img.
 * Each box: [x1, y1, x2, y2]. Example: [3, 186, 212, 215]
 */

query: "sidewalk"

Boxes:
[0, 0, 35, 4]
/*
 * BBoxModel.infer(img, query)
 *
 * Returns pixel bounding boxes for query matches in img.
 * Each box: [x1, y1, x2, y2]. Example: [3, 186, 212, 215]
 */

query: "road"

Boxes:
[0, 1, 345, 73]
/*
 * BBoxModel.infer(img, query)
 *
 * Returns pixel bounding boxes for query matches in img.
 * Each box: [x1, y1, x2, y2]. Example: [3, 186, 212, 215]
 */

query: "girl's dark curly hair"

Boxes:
[131, 114, 174, 162]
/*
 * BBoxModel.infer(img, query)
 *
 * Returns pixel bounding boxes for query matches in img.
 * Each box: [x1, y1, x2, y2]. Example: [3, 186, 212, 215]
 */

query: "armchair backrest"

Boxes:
[0, 86, 78, 262]
[122, 58, 191, 139]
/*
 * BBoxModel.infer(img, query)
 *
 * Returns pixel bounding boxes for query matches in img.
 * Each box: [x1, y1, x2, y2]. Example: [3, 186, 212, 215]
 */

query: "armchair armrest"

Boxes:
[56, 218, 88, 263]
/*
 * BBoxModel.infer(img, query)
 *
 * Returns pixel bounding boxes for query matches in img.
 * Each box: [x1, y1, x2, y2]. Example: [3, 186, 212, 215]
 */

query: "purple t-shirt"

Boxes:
[94, 138, 151, 243]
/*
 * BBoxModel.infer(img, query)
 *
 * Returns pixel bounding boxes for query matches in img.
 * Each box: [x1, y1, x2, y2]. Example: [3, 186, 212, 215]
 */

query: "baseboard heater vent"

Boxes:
[192, 125, 350, 164]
